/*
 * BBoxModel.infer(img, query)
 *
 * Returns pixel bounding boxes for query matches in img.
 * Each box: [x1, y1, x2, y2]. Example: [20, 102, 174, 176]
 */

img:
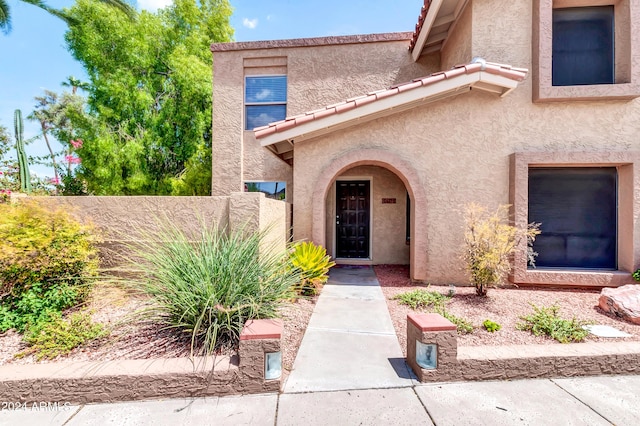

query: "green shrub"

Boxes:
[483, 319, 501, 333]
[393, 288, 450, 310]
[128, 223, 301, 356]
[289, 241, 335, 296]
[394, 288, 472, 334]
[2, 282, 83, 333]
[517, 304, 590, 343]
[462, 203, 540, 296]
[436, 307, 474, 334]
[19, 311, 107, 360]
[0, 200, 98, 332]
[633, 269, 640, 282]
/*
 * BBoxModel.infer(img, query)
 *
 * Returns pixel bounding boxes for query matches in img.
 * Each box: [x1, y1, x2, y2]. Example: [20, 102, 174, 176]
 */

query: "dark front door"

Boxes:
[336, 180, 370, 258]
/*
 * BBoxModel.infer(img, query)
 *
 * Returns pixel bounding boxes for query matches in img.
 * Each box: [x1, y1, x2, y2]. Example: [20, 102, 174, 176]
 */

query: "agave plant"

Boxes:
[289, 241, 335, 296]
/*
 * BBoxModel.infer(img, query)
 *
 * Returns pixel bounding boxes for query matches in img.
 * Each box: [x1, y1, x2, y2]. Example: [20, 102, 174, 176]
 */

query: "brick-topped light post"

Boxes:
[239, 319, 283, 391]
[407, 313, 458, 382]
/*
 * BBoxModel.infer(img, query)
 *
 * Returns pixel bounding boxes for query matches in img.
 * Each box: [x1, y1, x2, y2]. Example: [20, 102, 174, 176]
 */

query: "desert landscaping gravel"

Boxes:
[375, 265, 640, 357]
[3, 265, 638, 370]
[0, 282, 316, 369]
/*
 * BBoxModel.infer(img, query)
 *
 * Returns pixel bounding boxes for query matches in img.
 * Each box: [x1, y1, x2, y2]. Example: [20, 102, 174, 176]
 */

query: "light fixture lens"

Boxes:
[416, 341, 437, 370]
[265, 351, 282, 380]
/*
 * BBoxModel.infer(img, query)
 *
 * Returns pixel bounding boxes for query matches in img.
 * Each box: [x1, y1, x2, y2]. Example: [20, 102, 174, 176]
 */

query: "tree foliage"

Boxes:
[0, 0, 134, 34]
[0, 122, 9, 158]
[64, 0, 233, 195]
[28, 89, 88, 191]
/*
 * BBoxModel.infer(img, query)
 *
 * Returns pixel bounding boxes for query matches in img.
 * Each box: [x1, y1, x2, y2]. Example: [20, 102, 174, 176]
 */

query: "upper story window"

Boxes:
[533, 0, 640, 102]
[245, 75, 287, 130]
[552, 6, 614, 86]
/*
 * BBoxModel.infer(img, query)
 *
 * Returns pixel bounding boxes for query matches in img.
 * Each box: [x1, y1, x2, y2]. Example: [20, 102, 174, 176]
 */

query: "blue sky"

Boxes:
[0, 0, 421, 176]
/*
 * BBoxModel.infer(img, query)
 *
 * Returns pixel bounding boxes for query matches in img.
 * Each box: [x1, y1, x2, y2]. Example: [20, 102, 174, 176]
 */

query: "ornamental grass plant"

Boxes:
[126, 222, 300, 356]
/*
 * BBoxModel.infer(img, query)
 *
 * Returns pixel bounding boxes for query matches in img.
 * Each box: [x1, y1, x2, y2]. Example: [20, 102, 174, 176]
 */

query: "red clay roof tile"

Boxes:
[293, 114, 315, 125]
[275, 120, 297, 132]
[409, 1, 432, 52]
[334, 101, 357, 114]
[354, 96, 377, 107]
[312, 108, 336, 120]
[254, 60, 527, 139]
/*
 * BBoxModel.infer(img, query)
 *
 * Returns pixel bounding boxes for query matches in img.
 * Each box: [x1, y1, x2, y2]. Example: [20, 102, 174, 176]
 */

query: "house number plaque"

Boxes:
[382, 198, 396, 204]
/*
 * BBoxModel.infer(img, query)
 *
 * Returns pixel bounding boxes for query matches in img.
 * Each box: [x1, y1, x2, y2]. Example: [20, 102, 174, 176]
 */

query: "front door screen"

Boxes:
[336, 181, 370, 258]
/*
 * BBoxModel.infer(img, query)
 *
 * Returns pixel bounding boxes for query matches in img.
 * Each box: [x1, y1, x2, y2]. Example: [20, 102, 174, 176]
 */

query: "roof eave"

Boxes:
[410, 0, 470, 61]
[258, 70, 522, 151]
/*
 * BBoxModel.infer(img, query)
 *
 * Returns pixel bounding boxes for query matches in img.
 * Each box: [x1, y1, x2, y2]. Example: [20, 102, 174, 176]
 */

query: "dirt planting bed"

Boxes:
[375, 265, 640, 357]
[0, 281, 316, 371]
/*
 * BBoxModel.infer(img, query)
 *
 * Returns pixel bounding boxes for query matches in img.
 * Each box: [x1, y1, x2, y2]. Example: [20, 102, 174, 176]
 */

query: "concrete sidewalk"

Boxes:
[3, 375, 640, 425]
[283, 266, 414, 393]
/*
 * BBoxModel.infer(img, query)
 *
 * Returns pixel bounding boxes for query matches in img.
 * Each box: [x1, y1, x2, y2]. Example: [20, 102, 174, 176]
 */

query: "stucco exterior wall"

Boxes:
[212, 0, 640, 285]
[323, 166, 410, 265]
[293, 79, 640, 284]
[212, 34, 440, 199]
[471, 0, 531, 68]
[441, 0, 473, 70]
[38, 196, 230, 241]
[36, 194, 289, 267]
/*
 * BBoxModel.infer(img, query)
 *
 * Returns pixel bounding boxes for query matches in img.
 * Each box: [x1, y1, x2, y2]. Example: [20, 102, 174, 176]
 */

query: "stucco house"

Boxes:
[210, 0, 640, 288]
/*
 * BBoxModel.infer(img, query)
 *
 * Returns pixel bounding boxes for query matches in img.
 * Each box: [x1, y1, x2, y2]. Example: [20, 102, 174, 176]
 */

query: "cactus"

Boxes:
[14, 109, 31, 193]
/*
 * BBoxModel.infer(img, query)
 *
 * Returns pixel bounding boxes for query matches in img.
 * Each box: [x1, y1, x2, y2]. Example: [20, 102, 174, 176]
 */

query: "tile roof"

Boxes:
[409, 0, 432, 53]
[254, 60, 528, 140]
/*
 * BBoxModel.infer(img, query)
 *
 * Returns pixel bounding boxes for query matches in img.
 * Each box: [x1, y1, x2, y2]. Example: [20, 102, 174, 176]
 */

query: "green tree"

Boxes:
[64, 0, 233, 195]
[0, 122, 9, 158]
[0, 0, 134, 34]
[28, 89, 88, 193]
[61, 75, 90, 95]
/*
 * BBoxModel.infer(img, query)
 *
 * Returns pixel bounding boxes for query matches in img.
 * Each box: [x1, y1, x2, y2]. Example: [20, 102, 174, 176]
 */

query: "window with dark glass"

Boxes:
[245, 76, 287, 130]
[528, 168, 617, 269]
[244, 181, 286, 200]
[552, 6, 615, 86]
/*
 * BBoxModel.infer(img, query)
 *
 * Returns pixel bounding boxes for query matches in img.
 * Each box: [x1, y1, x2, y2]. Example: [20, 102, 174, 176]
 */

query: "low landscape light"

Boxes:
[265, 351, 282, 380]
[416, 341, 437, 370]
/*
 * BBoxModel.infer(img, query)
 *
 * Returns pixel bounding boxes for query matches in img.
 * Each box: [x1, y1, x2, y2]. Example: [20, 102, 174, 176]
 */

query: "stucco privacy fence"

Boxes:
[29, 191, 291, 266]
[0, 193, 291, 403]
[407, 313, 640, 382]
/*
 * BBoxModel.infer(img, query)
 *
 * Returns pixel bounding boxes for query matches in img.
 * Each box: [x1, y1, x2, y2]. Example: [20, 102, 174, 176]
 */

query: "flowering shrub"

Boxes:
[0, 189, 10, 203]
[53, 139, 88, 195]
[0, 200, 99, 332]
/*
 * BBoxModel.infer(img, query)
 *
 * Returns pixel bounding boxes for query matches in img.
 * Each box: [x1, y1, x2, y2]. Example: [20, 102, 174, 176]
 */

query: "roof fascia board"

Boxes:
[411, 0, 445, 62]
[259, 72, 481, 147]
[474, 72, 520, 97]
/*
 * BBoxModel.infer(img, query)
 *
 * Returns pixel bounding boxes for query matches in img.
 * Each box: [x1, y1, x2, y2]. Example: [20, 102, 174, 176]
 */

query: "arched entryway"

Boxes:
[311, 149, 428, 282]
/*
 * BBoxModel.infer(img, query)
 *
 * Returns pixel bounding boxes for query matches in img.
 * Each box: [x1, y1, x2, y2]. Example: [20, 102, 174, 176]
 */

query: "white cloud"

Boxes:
[243, 18, 258, 29]
[254, 89, 272, 101]
[137, 0, 173, 12]
[266, 15, 274, 21]
[248, 113, 278, 129]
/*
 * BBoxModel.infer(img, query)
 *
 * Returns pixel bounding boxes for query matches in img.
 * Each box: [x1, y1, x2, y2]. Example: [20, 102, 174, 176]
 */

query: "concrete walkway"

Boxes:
[283, 266, 414, 393]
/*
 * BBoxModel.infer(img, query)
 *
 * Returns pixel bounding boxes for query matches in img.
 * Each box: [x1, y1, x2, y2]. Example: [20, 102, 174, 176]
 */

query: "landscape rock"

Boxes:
[599, 285, 640, 325]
